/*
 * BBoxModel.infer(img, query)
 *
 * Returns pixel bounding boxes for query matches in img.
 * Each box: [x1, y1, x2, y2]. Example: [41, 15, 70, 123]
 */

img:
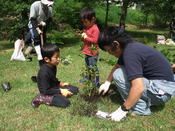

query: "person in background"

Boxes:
[25, 0, 54, 65]
[98, 26, 175, 121]
[31, 44, 78, 108]
[79, 7, 100, 87]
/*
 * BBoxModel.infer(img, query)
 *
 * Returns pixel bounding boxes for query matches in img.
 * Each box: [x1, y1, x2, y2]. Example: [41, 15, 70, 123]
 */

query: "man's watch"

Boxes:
[121, 104, 130, 111]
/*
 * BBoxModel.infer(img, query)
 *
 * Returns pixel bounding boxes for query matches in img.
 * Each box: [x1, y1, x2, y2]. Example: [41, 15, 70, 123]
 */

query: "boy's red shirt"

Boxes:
[82, 24, 100, 56]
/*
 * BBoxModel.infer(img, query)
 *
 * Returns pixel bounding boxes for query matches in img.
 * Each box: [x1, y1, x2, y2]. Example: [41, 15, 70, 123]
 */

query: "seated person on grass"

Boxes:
[31, 44, 78, 108]
[98, 26, 175, 122]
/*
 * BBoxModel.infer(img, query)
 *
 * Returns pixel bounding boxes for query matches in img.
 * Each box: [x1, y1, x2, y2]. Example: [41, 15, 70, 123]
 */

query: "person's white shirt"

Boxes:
[29, 1, 52, 24]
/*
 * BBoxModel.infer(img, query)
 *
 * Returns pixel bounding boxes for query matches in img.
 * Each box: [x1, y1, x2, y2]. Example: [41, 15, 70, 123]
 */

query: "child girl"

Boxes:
[79, 7, 100, 87]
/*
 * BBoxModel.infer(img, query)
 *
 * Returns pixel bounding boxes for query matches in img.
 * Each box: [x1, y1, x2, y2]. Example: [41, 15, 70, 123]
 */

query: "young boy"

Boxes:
[31, 44, 78, 108]
[79, 7, 100, 87]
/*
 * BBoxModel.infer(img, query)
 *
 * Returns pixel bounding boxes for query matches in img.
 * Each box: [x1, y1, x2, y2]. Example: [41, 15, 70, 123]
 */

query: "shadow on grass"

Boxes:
[96, 84, 123, 105]
[150, 104, 165, 113]
[108, 84, 124, 105]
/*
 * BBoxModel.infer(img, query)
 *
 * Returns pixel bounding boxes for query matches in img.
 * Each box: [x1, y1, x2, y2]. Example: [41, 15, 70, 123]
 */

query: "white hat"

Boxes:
[41, 0, 54, 6]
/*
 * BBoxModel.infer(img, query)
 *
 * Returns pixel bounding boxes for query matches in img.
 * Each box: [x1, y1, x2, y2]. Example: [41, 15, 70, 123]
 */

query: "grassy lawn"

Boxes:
[0, 27, 175, 130]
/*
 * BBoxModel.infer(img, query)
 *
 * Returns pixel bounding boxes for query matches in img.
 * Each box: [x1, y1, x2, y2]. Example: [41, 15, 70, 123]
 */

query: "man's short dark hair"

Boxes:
[98, 26, 133, 51]
[80, 6, 96, 21]
[41, 44, 60, 59]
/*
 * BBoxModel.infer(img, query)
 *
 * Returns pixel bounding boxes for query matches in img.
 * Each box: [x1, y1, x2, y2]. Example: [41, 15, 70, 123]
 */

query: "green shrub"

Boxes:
[47, 29, 76, 45]
[53, 0, 84, 29]
[0, 1, 33, 40]
[80, 66, 99, 98]
[108, 5, 120, 24]
[95, 6, 106, 27]
[159, 48, 175, 64]
[126, 9, 145, 25]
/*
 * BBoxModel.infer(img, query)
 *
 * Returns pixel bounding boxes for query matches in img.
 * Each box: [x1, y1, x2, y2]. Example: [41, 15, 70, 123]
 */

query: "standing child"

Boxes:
[79, 7, 100, 87]
[31, 44, 78, 108]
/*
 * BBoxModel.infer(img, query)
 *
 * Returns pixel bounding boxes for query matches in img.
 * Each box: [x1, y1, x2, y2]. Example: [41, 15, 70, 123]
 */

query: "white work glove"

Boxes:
[108, 106, 128, 122]
[81, 32, 87, 39]
[40, 21, 46, 27]
[98, 81, 111, 95]
[36, 27, 43, 35]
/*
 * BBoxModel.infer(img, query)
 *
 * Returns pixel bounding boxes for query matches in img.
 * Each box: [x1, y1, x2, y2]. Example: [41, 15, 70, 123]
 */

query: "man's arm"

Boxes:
[108, 77, 145, 121]
[123, 78, 145, 110]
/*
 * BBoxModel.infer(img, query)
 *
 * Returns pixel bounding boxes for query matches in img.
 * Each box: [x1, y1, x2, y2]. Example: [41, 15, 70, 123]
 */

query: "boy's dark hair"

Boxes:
[41, 44, 60, 59]
[80, 6, 96, 21]
[98, 26, 134, 51]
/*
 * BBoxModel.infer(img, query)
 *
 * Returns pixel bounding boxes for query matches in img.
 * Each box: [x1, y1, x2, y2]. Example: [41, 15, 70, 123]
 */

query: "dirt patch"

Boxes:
[0, 49, 13, 54]
[125, 24, 138, 30]
[70, 96, 98, 117]
[80, 92, 100, 103]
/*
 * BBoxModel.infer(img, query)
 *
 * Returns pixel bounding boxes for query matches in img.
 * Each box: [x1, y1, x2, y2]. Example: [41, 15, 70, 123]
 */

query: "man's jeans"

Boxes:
[113, 66, 175, 115]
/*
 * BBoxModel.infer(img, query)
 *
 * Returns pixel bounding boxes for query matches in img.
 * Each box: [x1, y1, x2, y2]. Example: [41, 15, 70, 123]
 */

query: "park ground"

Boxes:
[0, 26, 175, 130]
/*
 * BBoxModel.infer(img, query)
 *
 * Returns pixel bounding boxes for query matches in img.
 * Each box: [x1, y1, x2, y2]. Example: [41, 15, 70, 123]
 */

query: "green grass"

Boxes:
[0, 28, 175, 130]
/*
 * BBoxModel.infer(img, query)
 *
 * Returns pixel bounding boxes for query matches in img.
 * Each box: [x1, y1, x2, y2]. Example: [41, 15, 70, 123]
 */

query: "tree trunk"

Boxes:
[119, 0, 130, 28]
[105, 0, 109, 27]
[144, 13, 148, 26]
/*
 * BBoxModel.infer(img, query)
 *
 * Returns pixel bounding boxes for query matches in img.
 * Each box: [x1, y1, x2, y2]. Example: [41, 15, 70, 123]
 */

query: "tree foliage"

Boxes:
[0, 0, 175, 40]
[53, 0, 84, 29]
[0, 0, 34, 40]
[140, 0, 175, 27]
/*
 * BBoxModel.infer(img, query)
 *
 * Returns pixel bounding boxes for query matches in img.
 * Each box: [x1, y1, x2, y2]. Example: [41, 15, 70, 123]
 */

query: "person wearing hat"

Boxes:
[98, 26, 175, 122]
[25, 0, 54, 65]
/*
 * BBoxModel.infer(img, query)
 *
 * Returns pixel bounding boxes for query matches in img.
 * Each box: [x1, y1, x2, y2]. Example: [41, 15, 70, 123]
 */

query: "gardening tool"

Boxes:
[1, 82, 11, 91]
[40, 32, 44, 47]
